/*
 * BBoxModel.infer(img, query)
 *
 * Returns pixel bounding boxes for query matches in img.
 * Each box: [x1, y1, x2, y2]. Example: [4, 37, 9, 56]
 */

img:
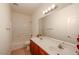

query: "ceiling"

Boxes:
[11, 3, 42, 16]
[11, 3, 71, 16]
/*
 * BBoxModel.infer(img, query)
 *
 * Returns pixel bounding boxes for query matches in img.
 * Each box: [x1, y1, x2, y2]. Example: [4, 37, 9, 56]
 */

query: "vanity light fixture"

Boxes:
[43, 4, 56, 14]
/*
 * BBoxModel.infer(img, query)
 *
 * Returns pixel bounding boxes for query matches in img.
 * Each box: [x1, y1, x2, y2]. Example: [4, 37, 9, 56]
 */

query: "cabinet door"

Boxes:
[33, 42, 39, 55]
[30, 40, 39, 55]
[39, 47, 48, 55]
[30, 40, 34, 55]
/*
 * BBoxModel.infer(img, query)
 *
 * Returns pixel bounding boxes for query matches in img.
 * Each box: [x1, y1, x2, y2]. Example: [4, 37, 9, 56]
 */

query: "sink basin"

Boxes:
[48, 46, 61, 55]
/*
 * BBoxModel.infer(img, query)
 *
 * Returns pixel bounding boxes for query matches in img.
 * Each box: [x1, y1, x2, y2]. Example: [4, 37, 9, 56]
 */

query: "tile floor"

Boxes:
[11, 47, 31, 55]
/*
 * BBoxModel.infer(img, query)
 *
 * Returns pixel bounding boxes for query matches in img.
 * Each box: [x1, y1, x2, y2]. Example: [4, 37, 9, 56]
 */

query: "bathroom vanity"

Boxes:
[30, 40, 48, 55]
[30, 36, 77, 55]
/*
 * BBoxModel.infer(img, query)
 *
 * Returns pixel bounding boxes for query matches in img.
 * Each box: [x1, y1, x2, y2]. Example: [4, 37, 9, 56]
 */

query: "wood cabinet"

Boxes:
[30, 40, 39, 55]
[30, 40, 34, 54]
[30, 40, 48, 55]
[39, 47, 48, 55]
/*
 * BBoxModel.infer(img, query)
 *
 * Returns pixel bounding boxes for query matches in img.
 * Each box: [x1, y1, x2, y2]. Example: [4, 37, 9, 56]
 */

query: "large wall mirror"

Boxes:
[39, 4, 79, 44]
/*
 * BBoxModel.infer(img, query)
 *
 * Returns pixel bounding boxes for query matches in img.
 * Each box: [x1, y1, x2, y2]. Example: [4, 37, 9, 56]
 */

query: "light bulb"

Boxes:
[51, 4, 56, 10]
[44, 9, 48, 14]
[45, 9, 48, 13]
[43, 9, 48, 14]
[43, 11, 45, 14]
[48, 7, 51, 11]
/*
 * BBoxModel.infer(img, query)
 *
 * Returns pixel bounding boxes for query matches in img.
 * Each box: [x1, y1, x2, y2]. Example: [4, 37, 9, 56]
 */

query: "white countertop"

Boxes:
[31, 36, 77, 55]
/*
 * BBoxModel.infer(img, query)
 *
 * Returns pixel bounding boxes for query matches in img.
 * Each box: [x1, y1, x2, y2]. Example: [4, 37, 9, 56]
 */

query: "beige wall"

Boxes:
[32, 4, 79, 44]
[11, 12, 32, 50]
[0, 4, 12, 54]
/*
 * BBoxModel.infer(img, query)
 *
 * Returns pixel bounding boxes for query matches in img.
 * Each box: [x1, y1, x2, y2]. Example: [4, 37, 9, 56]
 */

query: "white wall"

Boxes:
[11, 12, 32, 50]
[0, 4, 12, 54]
[32, 4, 79, 44]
